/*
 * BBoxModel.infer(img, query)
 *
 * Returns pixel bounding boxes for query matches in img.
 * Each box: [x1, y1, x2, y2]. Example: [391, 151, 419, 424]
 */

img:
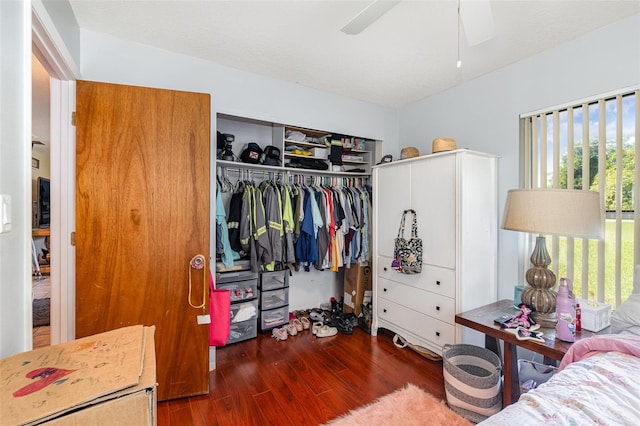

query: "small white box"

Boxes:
[577, 298, 611, 332]
[311, 147, 329, 159]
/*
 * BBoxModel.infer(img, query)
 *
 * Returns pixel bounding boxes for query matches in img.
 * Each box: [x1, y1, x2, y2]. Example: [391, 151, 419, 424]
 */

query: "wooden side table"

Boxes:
[455, 299, 610, 406]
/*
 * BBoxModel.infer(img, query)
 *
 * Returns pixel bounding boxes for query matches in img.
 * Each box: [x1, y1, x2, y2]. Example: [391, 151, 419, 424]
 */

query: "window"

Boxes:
[521, 88, 639, 309]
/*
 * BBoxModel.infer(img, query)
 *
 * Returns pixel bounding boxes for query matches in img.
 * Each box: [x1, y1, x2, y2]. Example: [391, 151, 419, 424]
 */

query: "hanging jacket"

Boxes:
[216, 184, 238, 268]
[227, 189, 244, 254]
[295, 190, 318, 271]
[281, 185, 296, 265]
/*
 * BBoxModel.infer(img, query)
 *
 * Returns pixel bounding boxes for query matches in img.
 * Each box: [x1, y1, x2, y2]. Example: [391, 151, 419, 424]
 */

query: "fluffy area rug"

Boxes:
[325, 383, 472, 426]
[32, 298, 50, 327]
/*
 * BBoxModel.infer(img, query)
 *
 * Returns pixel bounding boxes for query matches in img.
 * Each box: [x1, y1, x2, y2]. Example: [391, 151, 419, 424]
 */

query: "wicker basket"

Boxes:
[442, 344, 502, 423]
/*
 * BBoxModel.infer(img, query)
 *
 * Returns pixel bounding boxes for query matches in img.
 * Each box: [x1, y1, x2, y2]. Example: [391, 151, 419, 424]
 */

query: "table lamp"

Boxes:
[501, 188, 603, 327]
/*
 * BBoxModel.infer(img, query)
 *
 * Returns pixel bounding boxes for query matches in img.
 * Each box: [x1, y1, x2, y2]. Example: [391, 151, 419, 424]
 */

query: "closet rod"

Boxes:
[216, 163, 370, 178]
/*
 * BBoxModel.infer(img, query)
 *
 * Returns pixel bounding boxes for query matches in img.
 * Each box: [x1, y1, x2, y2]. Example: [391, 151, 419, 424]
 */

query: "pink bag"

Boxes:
[209, 272, 230, 346]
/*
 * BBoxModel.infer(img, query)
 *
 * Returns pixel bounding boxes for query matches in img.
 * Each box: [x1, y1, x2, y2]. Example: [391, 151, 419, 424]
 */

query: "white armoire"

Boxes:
[372, 149, 498, 355]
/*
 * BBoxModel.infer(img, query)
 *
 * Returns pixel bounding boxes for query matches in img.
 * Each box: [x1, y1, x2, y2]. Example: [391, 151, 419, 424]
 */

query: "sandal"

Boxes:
[309, 309, 326, 323]
[300, 317, 311, 330]
[290, 318, 304, 332]
[272, 327, 288, 341]
[315, 325, 338, 338]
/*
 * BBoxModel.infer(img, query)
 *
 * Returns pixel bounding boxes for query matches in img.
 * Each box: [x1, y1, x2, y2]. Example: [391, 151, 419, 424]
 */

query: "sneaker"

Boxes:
[315, 325, 338, 338]
[311, 321, 323, 335]
[272, 327, 288, 341]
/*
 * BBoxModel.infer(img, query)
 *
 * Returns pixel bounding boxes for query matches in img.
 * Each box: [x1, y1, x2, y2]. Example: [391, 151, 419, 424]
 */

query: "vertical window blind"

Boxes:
[521, 88, 639, 309]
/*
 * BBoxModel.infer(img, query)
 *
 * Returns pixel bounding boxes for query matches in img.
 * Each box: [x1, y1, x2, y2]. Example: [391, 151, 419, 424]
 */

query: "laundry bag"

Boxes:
[442, 344, 502, 423]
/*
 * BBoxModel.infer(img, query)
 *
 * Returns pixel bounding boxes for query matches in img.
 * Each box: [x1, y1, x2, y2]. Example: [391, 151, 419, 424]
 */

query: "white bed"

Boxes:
[480, 334, 640, 425]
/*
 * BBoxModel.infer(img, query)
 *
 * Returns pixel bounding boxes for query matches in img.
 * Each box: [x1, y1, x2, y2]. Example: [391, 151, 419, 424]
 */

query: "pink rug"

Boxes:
[326, 383, 472, 425]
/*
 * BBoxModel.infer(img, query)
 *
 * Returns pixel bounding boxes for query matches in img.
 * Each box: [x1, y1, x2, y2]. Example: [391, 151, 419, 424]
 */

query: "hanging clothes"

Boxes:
[296, 189, 318, 271]
[220, 170, 370, 273]
[216, 183, 239, 268]
[281, 184, 296, 266]
[227, 185, 244, 254]
[260, 180, 284, 271]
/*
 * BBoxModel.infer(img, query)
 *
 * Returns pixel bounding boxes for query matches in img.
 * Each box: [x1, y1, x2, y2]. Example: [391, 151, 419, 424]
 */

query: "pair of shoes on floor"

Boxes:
[272, 327, 288, 341]
[311, 321, 337, 338]
[289, 318, 305, 332]
[309, 308, 327, 323]
[272, 323, 298, 341]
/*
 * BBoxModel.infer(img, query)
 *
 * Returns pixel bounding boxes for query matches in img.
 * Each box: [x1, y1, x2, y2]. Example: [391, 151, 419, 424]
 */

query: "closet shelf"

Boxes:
[216, 159, 370, 177]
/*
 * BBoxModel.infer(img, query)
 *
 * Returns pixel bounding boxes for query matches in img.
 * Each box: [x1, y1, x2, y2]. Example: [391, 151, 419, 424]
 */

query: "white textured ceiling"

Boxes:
[57, 1, 638, 109]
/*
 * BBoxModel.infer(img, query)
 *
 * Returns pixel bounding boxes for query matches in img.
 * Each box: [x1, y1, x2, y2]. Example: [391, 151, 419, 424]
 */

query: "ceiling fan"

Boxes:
[340, 0, 495, 47]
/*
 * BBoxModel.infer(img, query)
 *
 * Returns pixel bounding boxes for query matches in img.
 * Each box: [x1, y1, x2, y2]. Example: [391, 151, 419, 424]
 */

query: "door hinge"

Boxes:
[71, 112, 76, 126]
[70, 232, 76, 246]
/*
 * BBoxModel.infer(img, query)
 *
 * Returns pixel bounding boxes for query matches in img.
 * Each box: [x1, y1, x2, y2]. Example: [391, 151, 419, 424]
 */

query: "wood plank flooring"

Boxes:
[157, 327, 445, 425]
[32, 275, 51, 348]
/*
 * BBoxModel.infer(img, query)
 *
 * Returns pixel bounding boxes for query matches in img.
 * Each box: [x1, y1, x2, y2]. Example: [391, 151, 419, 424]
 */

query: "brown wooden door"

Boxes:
[75, 81, 210, 401]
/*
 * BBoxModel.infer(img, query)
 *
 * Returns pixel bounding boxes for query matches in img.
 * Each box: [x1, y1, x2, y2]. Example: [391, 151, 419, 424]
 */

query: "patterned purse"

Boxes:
[393, 209, 423, 274]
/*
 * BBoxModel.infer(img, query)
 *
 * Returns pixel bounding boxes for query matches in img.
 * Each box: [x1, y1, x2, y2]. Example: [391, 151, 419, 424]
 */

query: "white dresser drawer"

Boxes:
[378, 278, 455, 325]
[376, 298, 455, 348]
[377, 255, 455, 299]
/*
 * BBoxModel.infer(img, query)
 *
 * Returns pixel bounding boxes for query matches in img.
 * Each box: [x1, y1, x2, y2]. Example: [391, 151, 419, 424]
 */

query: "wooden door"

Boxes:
[75, 81, 210, 401]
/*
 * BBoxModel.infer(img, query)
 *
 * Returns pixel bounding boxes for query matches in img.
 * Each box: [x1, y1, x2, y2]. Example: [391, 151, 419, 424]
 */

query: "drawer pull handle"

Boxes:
[383, 308, 387, 313]
[383, 288, 387, 292]
[436, 280, 441, 286]
[436, 306, 440, 311]
[384, 267, 388, 271]
[436, 331, 440, 337]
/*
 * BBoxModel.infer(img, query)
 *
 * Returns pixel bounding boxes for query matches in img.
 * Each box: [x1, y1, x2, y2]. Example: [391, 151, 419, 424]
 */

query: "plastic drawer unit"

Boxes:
[228, 319, 258, 344]
[260, 305, 289, 331]
[260, 288, 289, 311]
[216, 269, 259, 344]
[258, 269, 290, 331]
[230, 299, 259, 324]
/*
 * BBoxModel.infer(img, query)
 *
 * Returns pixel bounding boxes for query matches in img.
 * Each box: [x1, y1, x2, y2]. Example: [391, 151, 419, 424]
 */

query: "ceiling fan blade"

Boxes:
[460, 0, 495, 46]
[341, 0, 401, 35]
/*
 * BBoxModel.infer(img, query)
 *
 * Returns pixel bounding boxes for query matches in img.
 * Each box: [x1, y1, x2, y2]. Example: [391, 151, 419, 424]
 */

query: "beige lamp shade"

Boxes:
[501, 189, 604, 239]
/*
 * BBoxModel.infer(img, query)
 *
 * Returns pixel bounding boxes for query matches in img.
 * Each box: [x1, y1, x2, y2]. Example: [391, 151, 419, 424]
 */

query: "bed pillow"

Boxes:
[611, 264, 640, 334]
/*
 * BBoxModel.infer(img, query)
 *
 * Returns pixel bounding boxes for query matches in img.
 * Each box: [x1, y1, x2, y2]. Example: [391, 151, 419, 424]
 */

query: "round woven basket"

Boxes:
[442, 343, 502, 423]
[400, 146, 419, 159]
[432, 137, 457, 153]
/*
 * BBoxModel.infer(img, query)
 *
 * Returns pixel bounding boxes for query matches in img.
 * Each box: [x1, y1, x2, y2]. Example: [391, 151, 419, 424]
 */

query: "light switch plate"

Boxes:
[0, 194, 11, 233]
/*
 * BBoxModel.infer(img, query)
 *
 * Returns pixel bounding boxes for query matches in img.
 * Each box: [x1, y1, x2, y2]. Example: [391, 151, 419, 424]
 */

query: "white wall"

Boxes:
[399, 13, 640, 302]
[0, 0, 32, 357]
[79, 30, 399, 311]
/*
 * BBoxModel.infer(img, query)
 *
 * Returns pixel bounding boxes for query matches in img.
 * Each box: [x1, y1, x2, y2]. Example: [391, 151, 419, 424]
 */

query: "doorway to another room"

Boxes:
[32, 52, 52, 348]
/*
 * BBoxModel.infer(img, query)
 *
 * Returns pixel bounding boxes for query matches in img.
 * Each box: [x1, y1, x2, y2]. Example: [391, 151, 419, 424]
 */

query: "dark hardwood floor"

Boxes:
[157, 327, 445, 425]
